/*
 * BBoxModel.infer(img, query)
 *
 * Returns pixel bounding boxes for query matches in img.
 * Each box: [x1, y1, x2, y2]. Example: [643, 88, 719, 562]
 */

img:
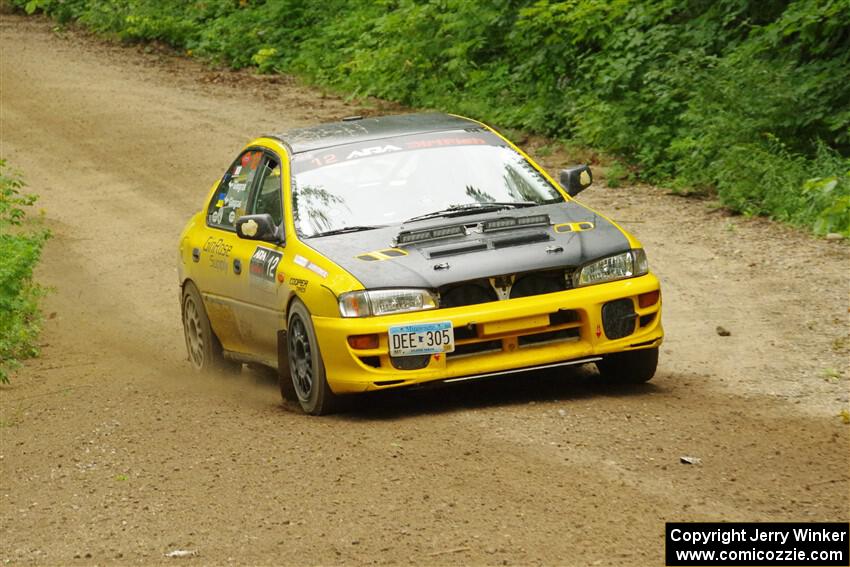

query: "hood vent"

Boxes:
[423, 231, 552, 258]
[482, 213, 550, 232]
[396, 224, 466, 245]
[492, 232, 551, 249]
[426, 240, 488, 259]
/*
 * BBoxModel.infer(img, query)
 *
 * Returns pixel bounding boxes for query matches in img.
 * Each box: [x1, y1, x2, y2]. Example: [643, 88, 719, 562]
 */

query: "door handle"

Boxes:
[233, 259, 242, 275]
[192, 248, 200, 263]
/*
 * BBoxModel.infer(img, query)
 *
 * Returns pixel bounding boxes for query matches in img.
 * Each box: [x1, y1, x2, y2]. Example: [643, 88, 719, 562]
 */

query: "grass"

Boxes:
[0, 159, 50, 383]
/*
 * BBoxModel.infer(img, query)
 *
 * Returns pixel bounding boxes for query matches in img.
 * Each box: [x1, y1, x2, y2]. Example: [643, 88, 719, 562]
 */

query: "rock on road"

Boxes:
[1, 14, 848, 566]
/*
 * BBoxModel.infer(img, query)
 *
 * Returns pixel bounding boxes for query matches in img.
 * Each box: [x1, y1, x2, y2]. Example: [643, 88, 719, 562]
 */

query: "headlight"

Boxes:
[338, 289, 438, 317]
[573, 249, 649, 287]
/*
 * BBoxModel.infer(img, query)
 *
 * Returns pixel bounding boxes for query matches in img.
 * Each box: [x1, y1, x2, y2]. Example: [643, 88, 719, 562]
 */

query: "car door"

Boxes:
[195, 148, 265, 353]
[230, 152, 287, 365]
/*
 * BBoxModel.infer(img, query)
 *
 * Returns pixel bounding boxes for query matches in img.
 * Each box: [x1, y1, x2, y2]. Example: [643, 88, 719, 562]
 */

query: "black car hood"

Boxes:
[302, 201, 631, 289]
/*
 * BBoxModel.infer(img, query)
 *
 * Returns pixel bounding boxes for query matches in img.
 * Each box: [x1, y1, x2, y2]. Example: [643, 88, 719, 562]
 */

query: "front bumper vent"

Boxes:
[601, 299, 637, 339]
[390, 354, 430, 370]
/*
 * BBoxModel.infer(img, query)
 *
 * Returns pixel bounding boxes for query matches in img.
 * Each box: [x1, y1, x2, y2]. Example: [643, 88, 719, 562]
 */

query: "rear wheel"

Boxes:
[287, 300, 339, 415]
[596, 347, 658, 384]
[181, 281, 240, 374]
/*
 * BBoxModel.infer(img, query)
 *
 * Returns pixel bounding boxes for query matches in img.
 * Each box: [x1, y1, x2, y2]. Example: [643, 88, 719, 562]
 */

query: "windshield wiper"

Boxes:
[307, 225, 385, 238]
[404, 201, 539, 223]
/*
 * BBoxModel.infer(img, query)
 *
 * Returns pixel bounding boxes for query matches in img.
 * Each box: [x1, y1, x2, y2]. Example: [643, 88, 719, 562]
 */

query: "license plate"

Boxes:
[388, 322, 454, 357]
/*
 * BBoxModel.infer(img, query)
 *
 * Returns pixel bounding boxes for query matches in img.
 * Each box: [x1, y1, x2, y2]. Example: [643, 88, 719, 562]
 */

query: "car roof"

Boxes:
[267, 113, 482, 154]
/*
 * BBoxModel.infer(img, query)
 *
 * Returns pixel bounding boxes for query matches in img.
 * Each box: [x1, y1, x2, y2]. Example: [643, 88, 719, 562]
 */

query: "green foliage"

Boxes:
[11, 0, 850, 235]
[804, 173, 850, 235]
[0, 160, 50, 383]
[605, 161, 629, 189]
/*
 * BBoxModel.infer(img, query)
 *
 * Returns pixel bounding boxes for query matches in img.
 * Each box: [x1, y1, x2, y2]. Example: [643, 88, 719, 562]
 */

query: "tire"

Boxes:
[181, 281, 241, 374]
[595, 347, 658, 384]
[286, 300, 339, 415]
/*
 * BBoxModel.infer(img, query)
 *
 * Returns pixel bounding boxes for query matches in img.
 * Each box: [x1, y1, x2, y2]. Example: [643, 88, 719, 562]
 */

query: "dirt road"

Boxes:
[1, 14, 848, 566]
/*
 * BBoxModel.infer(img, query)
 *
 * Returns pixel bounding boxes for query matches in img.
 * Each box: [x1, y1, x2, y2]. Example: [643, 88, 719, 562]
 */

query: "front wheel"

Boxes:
[286, 300, 339, 415]
[595, 347, 658, 384]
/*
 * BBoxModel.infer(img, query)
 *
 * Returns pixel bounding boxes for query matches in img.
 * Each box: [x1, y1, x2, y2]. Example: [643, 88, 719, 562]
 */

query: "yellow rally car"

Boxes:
[178, 113, 663, 414]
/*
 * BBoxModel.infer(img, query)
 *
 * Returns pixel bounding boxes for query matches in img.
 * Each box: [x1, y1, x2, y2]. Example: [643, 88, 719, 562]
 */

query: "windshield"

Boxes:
[290, 130, 564, 237]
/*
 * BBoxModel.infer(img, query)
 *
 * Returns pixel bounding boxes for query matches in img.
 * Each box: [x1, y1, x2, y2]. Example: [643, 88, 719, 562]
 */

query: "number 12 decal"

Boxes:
[249, 246, 283, 284]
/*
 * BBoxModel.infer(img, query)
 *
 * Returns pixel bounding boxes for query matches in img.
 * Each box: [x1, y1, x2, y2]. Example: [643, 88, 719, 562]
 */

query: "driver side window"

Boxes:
[249, 156, 283, 226]
[207, 150, 263, 230]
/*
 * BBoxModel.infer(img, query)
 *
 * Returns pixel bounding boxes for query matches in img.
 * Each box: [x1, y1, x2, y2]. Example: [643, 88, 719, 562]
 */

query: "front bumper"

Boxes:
[312, 274, 663, 394]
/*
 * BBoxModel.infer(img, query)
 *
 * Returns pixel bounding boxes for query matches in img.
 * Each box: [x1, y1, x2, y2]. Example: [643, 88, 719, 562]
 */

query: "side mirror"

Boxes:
[235, 214, 283, 244]
[559, 165, 593, 197]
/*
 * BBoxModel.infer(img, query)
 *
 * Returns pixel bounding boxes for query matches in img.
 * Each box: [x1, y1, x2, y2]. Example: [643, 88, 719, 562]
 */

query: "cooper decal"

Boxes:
[289, 277, 308, 293]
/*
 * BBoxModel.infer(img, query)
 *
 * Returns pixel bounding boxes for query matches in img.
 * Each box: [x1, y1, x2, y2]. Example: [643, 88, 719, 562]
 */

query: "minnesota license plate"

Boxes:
[388, 322, 454, 357]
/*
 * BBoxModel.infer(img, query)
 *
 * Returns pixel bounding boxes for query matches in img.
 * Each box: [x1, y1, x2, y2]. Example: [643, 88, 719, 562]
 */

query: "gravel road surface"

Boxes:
[1, 14, 848, 566]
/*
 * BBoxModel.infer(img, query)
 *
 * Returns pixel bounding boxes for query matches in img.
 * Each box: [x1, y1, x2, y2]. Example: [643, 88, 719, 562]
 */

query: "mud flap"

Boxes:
[276, 329, 296, 401]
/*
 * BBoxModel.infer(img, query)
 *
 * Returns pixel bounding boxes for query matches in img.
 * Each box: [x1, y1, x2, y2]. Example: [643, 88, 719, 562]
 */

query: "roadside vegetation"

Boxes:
[0, 160, 50, 383]
[14, 0, 850, 236]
